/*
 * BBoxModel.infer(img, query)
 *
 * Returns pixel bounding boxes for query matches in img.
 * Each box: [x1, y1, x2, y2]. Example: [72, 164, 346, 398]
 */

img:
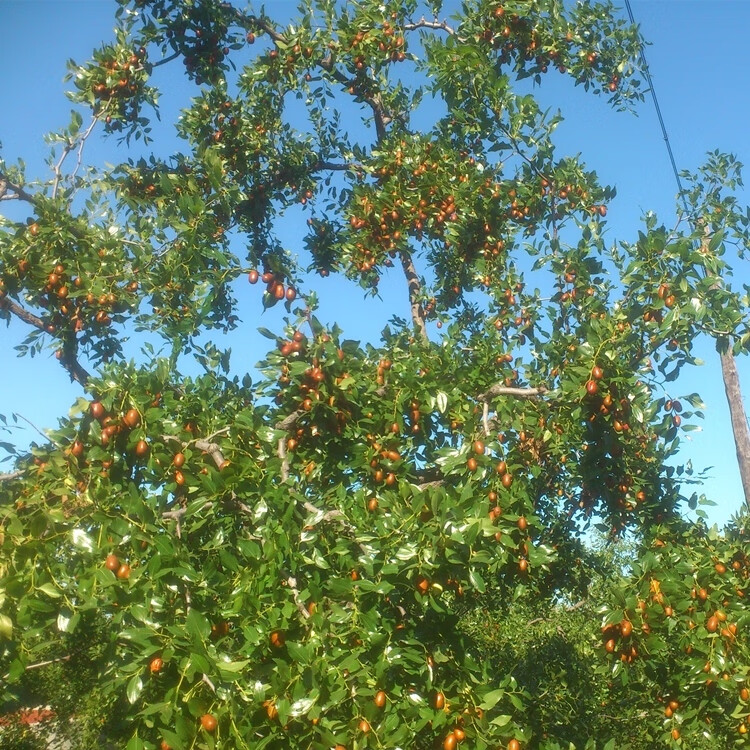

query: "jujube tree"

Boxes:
[1, 1, 750, 748]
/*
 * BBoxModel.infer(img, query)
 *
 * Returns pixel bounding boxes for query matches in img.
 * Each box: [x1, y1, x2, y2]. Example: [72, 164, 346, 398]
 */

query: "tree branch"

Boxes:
[321, 58, 391, 141]
[0, 471, 23, 481]
[0, 296, 45, 330]
[720, 348, 750, 511]
[286, 575, 311, 619]
[0, 296, 90, 384]
[404, 18, 456, 36]
[399, 252, 428, 342]
[0, 172, 36, 203]
[194, 439, 226, 469]
[276, 409, 304, 432]
[477, 384, 548, 402]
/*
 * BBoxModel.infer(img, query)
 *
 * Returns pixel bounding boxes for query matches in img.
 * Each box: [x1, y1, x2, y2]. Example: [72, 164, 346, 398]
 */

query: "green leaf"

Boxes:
[126, 674, 143, 704]
[479, 689, 506, 711]
[0, 613, 12, 639]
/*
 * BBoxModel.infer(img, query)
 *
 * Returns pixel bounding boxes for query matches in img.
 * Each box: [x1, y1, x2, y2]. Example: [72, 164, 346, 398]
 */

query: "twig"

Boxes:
[482, 402, 490, 437]
[13, 413, 62, 448]
[24, 655, 71, 671]
[69, 115, 100, 192]
[202, 673, 217, 693]
[151, 50, 181, 68]
[162, 506, 187, 539]
[51, 140, 76, 200]
[286, 575, 311, 619]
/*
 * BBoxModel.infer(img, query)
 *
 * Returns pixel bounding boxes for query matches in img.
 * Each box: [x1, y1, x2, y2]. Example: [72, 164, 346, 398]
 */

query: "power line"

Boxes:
[623, 0, 691, 215]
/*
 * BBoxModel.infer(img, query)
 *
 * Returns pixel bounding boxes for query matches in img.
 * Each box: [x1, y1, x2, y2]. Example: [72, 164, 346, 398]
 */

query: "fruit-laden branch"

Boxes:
[720, 348, 750, 510]
[399, 252, 428, 342]
[0, 296, 91, 386]
[320, 61, 392, 141]
[228, 7, 394, 140]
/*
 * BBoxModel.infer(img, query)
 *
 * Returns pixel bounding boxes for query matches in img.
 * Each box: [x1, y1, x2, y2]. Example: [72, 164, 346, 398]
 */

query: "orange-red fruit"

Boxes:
[374, 690, 386, 708]
[620, 620, 633, 637]
[473, 439, 485, 455]
[149, 657, 163, 673]
[123, 408, 140, 428]
[434, 691, 446, 710]
[517, 516, 528, 532]
[71, 440, 84, 457]
[135, 439, 149, 457]
[501, 472, 513, 488]
[160, 741, 172, 750]
[585, 379, 598, 395]
[116, 563, 131, 580]
[415, 576, 430, 595]
[453, 727, 466, 741]
[248, 269, 259, 284]
[90, 401, 105, 420]
[105, 554, 120, 571]
[467, 457, 478, 472]
[200, 714, 218, 732]
[443, 734, 457, 750]
[359, 719, 371, 734]
[509, 741, 521, 750]
[173, 452, 186, 468]
[706, 615, 719, 633]
[174, 470, 185, 485]
[270, 630, 285, 648]
[592, 365, 604, 380]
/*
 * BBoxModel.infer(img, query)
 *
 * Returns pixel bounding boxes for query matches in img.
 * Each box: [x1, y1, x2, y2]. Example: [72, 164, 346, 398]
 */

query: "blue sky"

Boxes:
[1, 0, 749, 526]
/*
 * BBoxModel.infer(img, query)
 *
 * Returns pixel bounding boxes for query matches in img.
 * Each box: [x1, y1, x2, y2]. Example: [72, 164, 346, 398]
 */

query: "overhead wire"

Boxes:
[623, 0, 691, 216]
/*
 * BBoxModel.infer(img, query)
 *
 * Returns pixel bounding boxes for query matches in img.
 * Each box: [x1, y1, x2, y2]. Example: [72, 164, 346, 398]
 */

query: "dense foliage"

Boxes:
[2, 1, 750, 748]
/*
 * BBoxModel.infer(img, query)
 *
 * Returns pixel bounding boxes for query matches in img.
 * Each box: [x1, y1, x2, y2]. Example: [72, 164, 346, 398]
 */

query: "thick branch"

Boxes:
[321, 59, 391, 141]
[194, 439, 226, 468]
[0, 172, 36, 204]
[0, 296, 90, 385]
[720, 349, 750, 510]
[0, 471, 23, 481]
[404, 18, 456, 35]
[0, 296, 45, 330]
[276, 410, 304, 432]
[399, 252, 428, 342]
[477, 384, 548, 402]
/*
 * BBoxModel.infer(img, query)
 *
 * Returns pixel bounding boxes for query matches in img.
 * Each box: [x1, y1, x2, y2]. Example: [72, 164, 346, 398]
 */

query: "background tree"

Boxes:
[1, 1, 749, 748]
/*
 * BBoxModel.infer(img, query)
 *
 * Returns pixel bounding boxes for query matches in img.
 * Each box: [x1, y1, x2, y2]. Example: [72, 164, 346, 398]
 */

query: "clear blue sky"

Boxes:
[1, 1, 749, 526]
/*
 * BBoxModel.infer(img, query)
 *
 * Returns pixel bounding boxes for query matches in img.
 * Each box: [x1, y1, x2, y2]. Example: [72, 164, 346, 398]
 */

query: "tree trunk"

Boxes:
[720, 349, 750, 510]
